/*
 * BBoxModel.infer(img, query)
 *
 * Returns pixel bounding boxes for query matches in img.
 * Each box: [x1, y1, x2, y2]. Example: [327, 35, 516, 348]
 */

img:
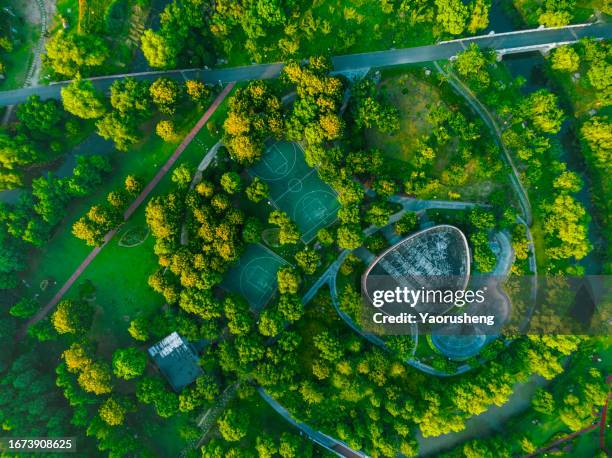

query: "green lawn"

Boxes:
[366, 67, 508, 202]
[25, 96, 231, 350]
[366, 70, 441, 163]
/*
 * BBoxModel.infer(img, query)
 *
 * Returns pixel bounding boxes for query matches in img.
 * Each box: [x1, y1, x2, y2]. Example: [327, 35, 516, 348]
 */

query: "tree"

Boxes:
[16, 96, 63, 138]
[51, 299, 93, 335]
[269, 210, 300, 244]
[317, 227, 334, 246]
[150, 78, 181, 114]
[65, 155, 111, 197]
[351, 79, 400, 134]
[277, 294, 304, 322]
[338, 205, 360, 225]
[587, 60, 611, 91]
[218, 409, 249, 442]
[467, 0, 489, 34]
[96, 112, 141, 151]
[45, 31, 109, 77]
[154, 391, 180, 418]
[179, 374, 220, 412]
[156, 120, 179, 142]
[72, 203, 122, 246]
[294, 248, 320, 275]
[112, 348, 147, 380]
[9, 297, 39, 318]
[256, 434, 277, 458]
[435, 0, 468, 35]
[279, 432, 311, 458]
[128, 316, 150, 342]
[61, 79, 106, 119]
[136, 376, 166, 404]
[185, 80, 210, 105]
[532, 388, 555, 415]
[124, 175, 143, 195]
[520, 90, 564, 134]
[313, 331, 343, 362]
[224, 295, 253, 336]
[394, 212, 418, 236]
[336, 224, 364, 249]
[78, 361, 113, 395]
[171, 163, 192, 189]
[220, 172, 241, 194]
[454, 43, 490, 87]
[539, 10, 571, 28]
[470, 231, 496, 273]
[365, 201, 394, 227]
[551, 46, 580, 73]
[110, 78, 151, 118]
[277, 266, 300, 294]
[258, 308, 284, 337]
[141, 30, 178, 69]
[541, 194, 590, 262]
[242, 217, 262, 244]
[553, 170, 582, 193]
[245, 177, 269, 202]
[99, 396, 127, 426]
[223, 81, 282, 164]
[373, 177, 399, 199]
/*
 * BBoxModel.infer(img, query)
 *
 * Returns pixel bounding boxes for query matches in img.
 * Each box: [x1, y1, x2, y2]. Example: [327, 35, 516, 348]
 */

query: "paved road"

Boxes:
[0, 23, 610, 107]
[15, 84, 235, 340]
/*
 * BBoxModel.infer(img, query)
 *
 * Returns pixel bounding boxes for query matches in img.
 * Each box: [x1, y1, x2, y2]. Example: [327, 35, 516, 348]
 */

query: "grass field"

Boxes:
[24, 96, 231, 349]
[366, 71, 441, 162]
[367, 68, 507, 202]
[20, 95, 232, 456]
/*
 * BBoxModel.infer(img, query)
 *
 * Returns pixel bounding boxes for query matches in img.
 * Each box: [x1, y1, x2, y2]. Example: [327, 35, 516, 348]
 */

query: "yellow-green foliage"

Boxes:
[78, 0, 114, 33]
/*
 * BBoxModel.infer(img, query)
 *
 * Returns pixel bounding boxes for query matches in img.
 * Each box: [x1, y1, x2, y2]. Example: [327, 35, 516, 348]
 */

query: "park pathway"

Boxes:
[1, 23, 610, 107]
[433, 61, 532, 225]
[16, 83, 235, 341]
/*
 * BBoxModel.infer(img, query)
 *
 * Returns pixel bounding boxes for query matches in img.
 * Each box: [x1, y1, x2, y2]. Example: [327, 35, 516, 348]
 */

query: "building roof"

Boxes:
[148, 332, 202, 392]
[362, 225, 470, 314]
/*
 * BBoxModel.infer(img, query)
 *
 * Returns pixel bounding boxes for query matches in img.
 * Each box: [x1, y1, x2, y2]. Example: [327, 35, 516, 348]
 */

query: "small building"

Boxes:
[148, 332, 202, 392]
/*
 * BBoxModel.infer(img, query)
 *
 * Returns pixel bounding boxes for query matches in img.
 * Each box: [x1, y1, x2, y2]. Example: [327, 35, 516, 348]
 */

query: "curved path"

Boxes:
[258, 388, 368, 457]
[0, 22, 610, 107]
[15, 83, 235, 341]
[434, 61, 532, 225]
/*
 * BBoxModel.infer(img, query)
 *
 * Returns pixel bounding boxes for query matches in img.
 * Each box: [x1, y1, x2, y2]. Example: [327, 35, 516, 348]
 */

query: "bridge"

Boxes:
[0, 22, 609, 107]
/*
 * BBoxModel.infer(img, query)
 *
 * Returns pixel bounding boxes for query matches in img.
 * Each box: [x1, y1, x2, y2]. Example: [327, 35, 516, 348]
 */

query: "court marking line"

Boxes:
[229, 248, 289, 309]
[274, 168, 317, 203]
[249, 141, 299, 182]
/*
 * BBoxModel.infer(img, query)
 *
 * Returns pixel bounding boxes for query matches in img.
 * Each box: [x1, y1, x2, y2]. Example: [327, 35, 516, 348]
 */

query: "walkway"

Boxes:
[16, 83, 235, 340]
[434, 62, 532, 225]
[0, 23, 610, 107]
[180, 140, 223, 245]
[258, 388, 369, 458]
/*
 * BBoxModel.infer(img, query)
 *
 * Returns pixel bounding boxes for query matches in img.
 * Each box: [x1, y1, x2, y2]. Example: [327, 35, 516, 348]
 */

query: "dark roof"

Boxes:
[148, 332, 202, 392]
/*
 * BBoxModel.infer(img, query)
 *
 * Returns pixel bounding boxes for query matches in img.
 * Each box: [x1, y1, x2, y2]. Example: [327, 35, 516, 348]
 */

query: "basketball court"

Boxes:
[221, 243, 289, 310]
[250, 141, 340, 242]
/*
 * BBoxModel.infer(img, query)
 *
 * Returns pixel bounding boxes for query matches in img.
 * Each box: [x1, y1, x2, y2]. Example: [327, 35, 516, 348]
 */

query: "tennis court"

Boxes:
[221, 243, 289, 310]
[250, 141, 340, 242]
